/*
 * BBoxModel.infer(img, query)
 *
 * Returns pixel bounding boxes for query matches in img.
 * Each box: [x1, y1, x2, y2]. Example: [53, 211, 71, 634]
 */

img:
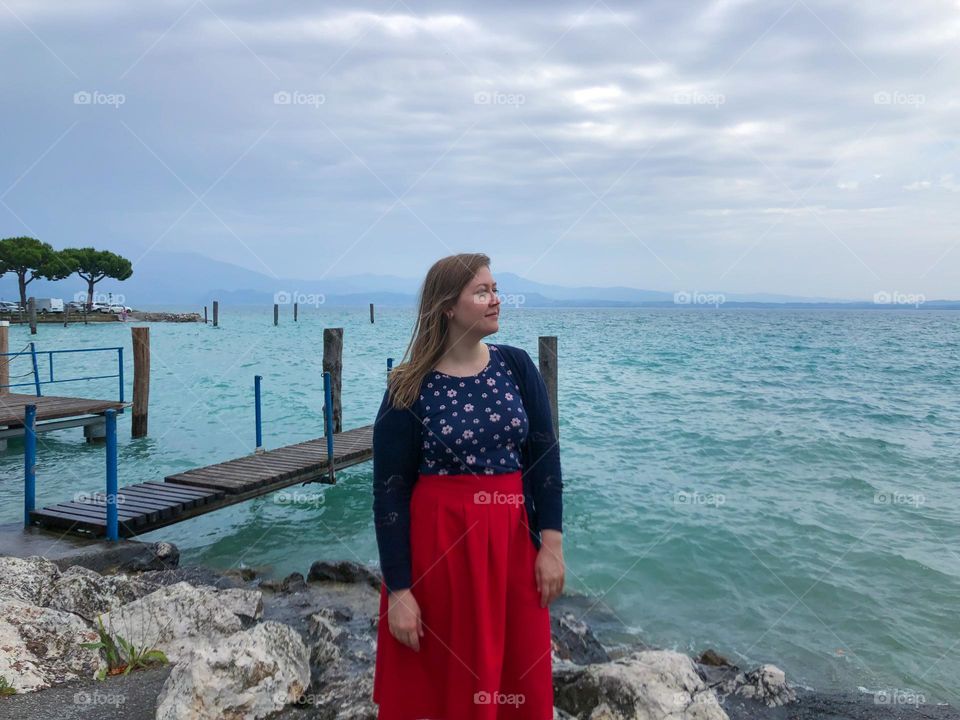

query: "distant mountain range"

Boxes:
[1, 248, 957, 309]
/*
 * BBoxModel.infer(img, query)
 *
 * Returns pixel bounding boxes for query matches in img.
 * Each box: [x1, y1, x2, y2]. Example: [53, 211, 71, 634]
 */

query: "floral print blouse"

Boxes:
[417, 343, 529, 475]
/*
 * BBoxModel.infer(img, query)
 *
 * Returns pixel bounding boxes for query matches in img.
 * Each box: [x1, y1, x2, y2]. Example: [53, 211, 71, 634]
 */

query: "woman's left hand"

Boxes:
[535, 529, 565, 607]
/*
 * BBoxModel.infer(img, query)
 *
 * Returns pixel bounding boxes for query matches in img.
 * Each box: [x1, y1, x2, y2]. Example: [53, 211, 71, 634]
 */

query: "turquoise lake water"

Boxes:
[1, 306, 957, 704]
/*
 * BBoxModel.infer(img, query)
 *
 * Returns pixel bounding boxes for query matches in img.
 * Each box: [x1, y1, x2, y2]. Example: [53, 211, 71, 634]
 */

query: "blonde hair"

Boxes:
[387, 252, 491, 409]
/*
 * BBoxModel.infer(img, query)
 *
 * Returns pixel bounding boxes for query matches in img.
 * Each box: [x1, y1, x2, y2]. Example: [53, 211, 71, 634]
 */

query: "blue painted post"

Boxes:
[323, 371, 335, 482]
[24, 404, 36, 527]
[387, 357, 394, 374]
[105, 409, 118, 540]
[254, 375, 263, 453]
[118, 346, 124, 403]
[29, 342, 41, 396]
[48, 351, 54, 383]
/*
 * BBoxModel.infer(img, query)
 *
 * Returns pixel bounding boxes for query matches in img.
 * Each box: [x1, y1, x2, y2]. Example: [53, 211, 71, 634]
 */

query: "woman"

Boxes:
[372, 252, 565, 720]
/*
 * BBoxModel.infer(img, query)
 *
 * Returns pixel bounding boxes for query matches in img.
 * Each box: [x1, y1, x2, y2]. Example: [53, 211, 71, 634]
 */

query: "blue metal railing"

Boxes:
[1, 344, 124, 401]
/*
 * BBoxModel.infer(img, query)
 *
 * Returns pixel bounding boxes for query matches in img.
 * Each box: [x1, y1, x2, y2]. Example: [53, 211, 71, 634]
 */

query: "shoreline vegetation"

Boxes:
[0, 547, 955, 720]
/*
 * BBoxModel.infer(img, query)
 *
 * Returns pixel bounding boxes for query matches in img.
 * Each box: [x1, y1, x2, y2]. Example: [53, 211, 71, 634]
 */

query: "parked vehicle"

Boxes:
[35, 298, 64, 314]
[0, 300, 20, 312]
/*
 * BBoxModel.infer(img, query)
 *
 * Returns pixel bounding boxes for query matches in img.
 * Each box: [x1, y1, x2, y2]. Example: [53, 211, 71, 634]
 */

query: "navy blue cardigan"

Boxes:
[372, 343, 563, 592]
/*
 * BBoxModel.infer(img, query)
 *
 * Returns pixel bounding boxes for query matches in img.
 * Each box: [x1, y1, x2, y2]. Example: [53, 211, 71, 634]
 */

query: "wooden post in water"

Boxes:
[294, 302, 298, 321]
[132, 326, 150, 438]
[0, 321, 8, 394]
[369, 303, 375, 323]
[204, 306, 208, 324]
[274, 304, 279, 326]
[28, 297, 37, 335]
[212, 300, 219, 327]
[323, 327, 343, 433]
[538, 335, 558, 439]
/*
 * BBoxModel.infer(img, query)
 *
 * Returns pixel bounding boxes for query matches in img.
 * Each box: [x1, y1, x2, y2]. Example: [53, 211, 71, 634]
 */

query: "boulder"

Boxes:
[0, 600, 100, 692]
[0, 556, 61, 606]
[553, 649, 729, 720]
[307, 560, 381, 589]
[47, 565, 155, 622]
[96, 581, 263, 662]
[155, 621, 310, 720]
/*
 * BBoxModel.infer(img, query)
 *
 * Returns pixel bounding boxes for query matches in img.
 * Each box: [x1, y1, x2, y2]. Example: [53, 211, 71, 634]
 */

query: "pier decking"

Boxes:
[0, 392, 127, 429]
[28, 425, 374, 537]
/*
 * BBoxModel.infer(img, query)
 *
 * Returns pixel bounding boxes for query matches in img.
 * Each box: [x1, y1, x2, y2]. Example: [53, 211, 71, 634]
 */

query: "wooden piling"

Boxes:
[212, 301, 219, 327]
[323, 328, 343, 433]
[28, 298, 37, 335]
[294, 302, 298, 321]
[132, 326, 150, 438]
[0, 321, 8, 394]
[538, 335, 558, 439]
[274, 303, 279, 326]
[204, 305, 208, 324]
[369, 303, 375, 323]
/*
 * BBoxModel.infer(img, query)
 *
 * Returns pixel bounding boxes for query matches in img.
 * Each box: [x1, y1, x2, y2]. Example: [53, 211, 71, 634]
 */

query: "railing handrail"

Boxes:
[0, 344, 124, 402]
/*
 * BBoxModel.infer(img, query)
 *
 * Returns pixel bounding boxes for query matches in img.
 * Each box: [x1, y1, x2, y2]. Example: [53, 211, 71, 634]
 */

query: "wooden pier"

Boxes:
[28, 425, 373, 538]
[0, 392, 127, 435]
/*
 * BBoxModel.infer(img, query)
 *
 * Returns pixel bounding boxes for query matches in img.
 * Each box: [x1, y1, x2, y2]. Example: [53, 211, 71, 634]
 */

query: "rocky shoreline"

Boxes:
[128, 311, 202, 322]
[0, 546, 955, 720]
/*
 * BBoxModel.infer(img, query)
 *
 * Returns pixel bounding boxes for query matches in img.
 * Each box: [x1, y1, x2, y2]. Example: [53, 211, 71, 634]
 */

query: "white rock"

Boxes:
[0, 600, 100, 692]
[0, 556, 61, 605]
[555, 649, 729, 720]
[155, 620, 310, 720]
[96, 581, 263, 662]
[47, 565, 155, 622]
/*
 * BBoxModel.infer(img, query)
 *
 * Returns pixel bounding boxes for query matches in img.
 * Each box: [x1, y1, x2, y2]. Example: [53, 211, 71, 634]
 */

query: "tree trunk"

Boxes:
[18, 273, 27, 307]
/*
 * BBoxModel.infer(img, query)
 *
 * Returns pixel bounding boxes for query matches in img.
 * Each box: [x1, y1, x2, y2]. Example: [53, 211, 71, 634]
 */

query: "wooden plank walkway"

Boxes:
[29, 424, 374, 538]
[0, 392, 127, 426]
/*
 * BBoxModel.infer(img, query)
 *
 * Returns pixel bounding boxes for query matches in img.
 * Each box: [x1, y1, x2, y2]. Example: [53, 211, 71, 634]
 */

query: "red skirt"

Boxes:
[373, 470, 554, 720]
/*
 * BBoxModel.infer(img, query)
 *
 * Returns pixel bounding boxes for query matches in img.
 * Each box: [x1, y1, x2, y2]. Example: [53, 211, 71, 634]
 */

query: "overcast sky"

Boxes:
[1, 0, 958, 299]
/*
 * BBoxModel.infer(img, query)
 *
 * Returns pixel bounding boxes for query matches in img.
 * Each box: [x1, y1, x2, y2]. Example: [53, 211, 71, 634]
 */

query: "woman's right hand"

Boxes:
[387, 588, 424, 651]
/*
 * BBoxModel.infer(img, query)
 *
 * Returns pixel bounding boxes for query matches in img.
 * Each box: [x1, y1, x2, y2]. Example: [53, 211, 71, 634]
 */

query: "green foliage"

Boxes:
[0, 675, 15, 696]
[61, 247, 133, 284]
[80, 616, 169, 680]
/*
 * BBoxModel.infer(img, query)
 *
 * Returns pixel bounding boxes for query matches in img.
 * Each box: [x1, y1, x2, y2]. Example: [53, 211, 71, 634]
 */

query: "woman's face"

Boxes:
[448, 266, 501, 337]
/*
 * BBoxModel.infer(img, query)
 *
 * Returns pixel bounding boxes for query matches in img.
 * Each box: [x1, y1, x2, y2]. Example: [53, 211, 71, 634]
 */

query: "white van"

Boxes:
[35, 298, 65, 314]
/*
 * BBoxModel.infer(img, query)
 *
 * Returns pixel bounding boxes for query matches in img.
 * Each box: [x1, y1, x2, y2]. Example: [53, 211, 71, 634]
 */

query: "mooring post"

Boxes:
[386, 357, 393, 377]
[370, 303, 375, 323]
[274, 303, 279, 326]
[24, 404, 36, 527]
[29, 341, 41, 396]
[254, 374, 263, 453]
[294, 302, 298, 322]
[105, 408, 119, 541]
[204, 305, 208, 324]
[213, 300, 219, 327]
[28, 297, 37, 335]
[132, 327, 149, 438]
[322, 328, 343, 433]
[538, 335, 559, 439]
[323, 371, 335, 483]
[0, 320, 8, 394]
